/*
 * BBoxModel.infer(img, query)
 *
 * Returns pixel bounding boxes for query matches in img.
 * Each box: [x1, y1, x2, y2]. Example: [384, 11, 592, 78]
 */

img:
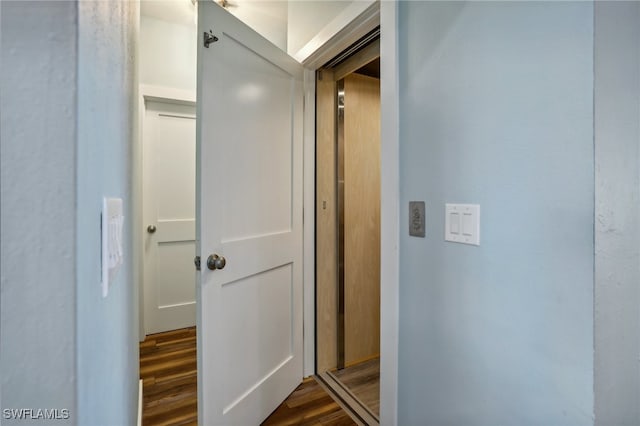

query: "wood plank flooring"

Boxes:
[140, 327, 197, 426]
[262, 378, 356, 426]
[139, 327, 355, 425]
[333, 357, 380, 416]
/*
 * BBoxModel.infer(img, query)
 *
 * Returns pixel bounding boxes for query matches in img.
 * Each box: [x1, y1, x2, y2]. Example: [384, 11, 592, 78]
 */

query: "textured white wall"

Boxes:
[139, 2, 288, 95]
[1, 2, 78, 423]
[140, 16, 197, 92]
[229, 1, 287, 52]
[594, 2, 640, 424]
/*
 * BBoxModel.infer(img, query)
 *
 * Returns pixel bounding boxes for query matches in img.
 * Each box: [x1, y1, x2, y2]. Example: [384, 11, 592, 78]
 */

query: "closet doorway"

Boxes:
[316, 35, 381, 423]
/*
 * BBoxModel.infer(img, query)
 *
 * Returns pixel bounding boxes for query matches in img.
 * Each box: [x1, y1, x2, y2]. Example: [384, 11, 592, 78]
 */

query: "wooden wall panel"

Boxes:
[315, 70, 338, 372]
[343, 73, 381, 365]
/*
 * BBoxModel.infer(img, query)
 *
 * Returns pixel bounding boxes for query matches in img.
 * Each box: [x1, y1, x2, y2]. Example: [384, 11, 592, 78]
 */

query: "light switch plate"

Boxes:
[445, 204, 480, 246]
[102, 197, 124, 297]
[409, 201, 425, 237]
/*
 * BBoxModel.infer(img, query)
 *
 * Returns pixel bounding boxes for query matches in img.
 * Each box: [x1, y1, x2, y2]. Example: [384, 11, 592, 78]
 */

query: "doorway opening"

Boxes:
[315, 32, 381, 424]
[135, 2, 379, 424]
[138, 91, 199, 425]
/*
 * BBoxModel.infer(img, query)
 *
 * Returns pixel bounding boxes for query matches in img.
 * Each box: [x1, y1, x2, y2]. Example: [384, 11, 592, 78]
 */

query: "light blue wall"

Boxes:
[76, 1, 139, 425]
[4, 1, 142, 424]
[1, 2, 78, 423]
[397, 2, 594, 424]
[594, 2, 640, 424]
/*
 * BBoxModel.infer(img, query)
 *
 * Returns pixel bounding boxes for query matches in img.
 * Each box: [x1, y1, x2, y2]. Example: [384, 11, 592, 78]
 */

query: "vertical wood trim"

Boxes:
[316, 70, 339, 372]
[343, 73, 381, 365]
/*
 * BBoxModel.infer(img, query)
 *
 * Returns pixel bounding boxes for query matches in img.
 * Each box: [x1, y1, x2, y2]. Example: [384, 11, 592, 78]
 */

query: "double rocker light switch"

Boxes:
[445, 204, 480, 246]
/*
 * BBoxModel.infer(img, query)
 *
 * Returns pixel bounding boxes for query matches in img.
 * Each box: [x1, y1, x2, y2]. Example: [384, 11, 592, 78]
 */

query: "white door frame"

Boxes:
[378, 3, 399, 424]
[137, 85, 196, 339]
[299, 2, 399, 424]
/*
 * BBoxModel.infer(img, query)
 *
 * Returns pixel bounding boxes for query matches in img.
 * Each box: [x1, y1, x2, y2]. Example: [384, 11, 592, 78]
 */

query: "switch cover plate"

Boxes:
[102, 197, 124, 297]
[445, 204, 480, 246]
[409, 201, 425, 237]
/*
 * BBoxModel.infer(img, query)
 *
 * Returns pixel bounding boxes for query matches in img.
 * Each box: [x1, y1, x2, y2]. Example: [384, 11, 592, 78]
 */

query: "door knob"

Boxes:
[206, 254, 226, 271]
[147, 225, 157, 234]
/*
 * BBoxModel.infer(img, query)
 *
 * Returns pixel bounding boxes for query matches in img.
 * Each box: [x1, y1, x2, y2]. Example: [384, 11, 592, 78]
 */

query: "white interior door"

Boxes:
[196, 3, 304, 424]
[143, 100, 197, 335]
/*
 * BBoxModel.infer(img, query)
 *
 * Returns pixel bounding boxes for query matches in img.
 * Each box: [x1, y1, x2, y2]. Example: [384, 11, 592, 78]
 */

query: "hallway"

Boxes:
[139, 328, 357, 425]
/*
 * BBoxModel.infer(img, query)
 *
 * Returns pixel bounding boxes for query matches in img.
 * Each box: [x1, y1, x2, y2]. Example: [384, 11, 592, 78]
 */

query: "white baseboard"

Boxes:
[138, 379, 143, 426]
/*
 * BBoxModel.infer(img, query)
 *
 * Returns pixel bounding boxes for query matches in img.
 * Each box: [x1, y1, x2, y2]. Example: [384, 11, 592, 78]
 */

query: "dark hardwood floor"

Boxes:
[262, 378, 356, 426]
[140, 327, 198, 426]
[139, 327, 355, 425]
